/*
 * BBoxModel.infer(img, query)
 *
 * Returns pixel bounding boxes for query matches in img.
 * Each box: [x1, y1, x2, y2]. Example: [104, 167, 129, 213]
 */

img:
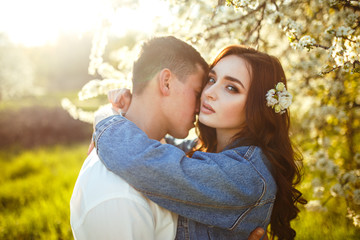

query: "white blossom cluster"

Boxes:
[338, 170, 360, 213]
[330, 35, 360, 68]
[96, 63, 127, 80]
[329, 170, 360, 203]
[314, 155, 339, 177]
[303, 104, 349, 135]
[265, 82, 292, 114]
[355, 153, 360, 165]
[336, 26, 355, 37]
[347, 208, 360, 227]
[305, 200, 328, 212]
[61, 98, 94, 124]
[281, 18, 303, 37]
[88, 22, 110, 76]
[341, 170, 360, 187]
[78, 79, 132, 101]
[329, 0, 339, 7]
[313, 186, 325, 198]
[290, 35, 317, 51]
[354, 189, 360, 205]
[330, 183, 345, 197]
[227, 0, 259, 10]
[109, 46, 140, 74]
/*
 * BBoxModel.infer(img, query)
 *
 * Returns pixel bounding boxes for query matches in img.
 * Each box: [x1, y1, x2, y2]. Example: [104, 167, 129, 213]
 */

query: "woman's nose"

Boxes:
[204, 84, 217, 100]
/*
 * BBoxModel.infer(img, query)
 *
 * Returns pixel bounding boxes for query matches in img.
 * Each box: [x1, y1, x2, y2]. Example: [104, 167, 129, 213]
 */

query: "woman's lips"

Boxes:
[201, 102, 215, 114]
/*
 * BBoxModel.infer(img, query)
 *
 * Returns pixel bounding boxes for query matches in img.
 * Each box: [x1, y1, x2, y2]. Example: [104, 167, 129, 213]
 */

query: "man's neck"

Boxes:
[125, 95, 167, 141]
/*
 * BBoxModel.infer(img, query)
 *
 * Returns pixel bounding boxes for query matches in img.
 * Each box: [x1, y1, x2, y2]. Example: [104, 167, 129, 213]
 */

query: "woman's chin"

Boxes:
[198, 115, 214, 128]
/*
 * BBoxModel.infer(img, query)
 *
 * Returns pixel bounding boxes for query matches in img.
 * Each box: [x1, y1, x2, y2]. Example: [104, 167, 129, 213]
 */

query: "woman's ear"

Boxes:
[159, 68, 172, 96]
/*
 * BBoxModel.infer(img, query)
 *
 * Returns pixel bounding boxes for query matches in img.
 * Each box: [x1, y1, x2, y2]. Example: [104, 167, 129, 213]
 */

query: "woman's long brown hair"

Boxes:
[192, 45, 307, 239]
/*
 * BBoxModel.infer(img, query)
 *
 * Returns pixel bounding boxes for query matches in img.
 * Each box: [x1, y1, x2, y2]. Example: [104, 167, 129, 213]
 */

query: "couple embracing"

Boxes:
[70, 36, 306, 240]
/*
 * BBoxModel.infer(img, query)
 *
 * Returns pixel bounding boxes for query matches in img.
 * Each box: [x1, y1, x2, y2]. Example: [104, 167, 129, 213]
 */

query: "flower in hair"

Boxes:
[266, 82, 292, 114]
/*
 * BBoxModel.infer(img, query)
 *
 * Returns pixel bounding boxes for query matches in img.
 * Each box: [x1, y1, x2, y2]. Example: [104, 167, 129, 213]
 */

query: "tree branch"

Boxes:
[205, 2, 266, 32]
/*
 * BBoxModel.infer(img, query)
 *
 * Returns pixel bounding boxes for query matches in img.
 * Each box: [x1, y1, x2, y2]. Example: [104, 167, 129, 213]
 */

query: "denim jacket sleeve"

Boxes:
[94, 115, 272, 229]
[164, 135, 198, 153]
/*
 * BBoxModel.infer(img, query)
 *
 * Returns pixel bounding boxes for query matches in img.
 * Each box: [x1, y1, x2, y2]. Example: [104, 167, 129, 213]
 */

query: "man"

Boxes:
[70, 36, 265, 239]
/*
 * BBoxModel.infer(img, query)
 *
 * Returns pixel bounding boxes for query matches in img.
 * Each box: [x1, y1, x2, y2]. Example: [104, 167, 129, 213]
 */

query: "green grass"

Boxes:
[0, 91, 108, 112]
[292, 201, 360, 239]
[0, 144, 88, 240]
[0, 144, 359, 239]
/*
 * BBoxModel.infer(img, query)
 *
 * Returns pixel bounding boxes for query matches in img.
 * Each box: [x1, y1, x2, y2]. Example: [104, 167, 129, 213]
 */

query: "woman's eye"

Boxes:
[226, 85, 238, 92]
[208, 77, 216, 84]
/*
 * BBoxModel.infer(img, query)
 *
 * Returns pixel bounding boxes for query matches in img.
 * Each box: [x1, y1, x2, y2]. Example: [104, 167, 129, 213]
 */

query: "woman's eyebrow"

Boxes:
[224, 76, 246, 90]
[210, 69, 245, 89]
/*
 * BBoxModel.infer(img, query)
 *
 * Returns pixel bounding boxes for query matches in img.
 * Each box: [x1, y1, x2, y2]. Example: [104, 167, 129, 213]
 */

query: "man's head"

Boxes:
[132, 36, 208, 95]
[131, 36, 208, 139]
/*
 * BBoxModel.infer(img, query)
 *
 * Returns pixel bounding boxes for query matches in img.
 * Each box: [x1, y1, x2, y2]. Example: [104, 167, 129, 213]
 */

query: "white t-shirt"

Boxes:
[70, 150, 178, 240]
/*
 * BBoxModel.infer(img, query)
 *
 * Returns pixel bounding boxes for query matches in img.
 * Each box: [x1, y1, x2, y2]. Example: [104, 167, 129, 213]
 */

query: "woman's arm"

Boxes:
[94, 115, 266, 229]
[164, 135, 198, 153]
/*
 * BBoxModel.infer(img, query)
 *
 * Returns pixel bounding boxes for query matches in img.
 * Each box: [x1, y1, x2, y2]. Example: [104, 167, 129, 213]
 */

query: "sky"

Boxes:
[0, 0, 172, 47]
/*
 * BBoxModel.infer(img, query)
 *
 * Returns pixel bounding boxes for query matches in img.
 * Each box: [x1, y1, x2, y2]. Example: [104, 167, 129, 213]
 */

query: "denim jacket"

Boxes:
[94, 115, 277, 240]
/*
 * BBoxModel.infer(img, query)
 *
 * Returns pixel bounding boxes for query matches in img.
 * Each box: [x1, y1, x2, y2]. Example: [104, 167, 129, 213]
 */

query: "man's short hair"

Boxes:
[132, 36, 208, 94]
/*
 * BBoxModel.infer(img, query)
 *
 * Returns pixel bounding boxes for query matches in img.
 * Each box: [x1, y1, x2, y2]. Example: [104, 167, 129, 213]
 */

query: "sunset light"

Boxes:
[0, 0, 171, 47]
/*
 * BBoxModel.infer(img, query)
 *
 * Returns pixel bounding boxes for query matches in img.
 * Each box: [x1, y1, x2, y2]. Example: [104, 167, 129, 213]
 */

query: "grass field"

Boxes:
[0, 144, 87, 240]
[0, 143, 359, 239]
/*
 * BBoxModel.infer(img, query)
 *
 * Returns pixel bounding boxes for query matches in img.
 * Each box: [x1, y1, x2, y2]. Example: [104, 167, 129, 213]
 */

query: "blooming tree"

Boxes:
[0, 35, 36, 100]
[63, 0, 360, 227]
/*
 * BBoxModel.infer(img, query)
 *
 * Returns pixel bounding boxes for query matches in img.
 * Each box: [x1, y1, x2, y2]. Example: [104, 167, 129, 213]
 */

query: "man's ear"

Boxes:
[158, 68, 172, 96]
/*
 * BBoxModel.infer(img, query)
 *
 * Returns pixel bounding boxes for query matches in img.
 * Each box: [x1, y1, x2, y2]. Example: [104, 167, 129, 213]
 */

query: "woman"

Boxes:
[94, 45, 306, 239]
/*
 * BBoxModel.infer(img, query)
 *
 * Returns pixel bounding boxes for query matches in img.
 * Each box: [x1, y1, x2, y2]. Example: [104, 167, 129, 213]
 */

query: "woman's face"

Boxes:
[199, 55, 251, 136]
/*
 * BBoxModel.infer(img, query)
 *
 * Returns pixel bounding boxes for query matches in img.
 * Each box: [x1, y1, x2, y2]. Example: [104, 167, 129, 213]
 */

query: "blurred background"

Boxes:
[0, 0, 359, 239]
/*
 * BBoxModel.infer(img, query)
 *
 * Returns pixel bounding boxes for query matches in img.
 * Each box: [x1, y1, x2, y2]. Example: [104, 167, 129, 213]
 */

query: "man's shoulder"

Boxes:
[71, 150, 151, 211]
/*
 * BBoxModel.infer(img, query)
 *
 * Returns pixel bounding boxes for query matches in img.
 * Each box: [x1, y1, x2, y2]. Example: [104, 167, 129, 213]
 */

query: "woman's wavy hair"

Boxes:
[192, 45, 307, 239]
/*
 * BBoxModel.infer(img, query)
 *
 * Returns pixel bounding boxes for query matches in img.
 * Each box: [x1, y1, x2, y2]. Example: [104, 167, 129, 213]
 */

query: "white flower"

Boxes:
[330, 0, 339, 6]
[345, 13, 359, 26]
[290, 42, 299, 49]
[325, 25, 335, 35]
[276, 82, 285, 91]
[312, 177, 322, 187]
[266, 96, 278, 107]
[353, 189, 360, 205]
[326, 163, 339, 177]
[336, 26, 355, 37]
[278, 90, 293, 110]
[315, 157, 328, 171]
[352, 215, 360, 227]
[330, 183, 344, 197]
[305, 200, 327, 212]
[274, 104, 281, 113]
[78, 80, 101, 101]
[266, 89, 276, 96]
[354, 153, 360, 165]
[281, 18, 302, 36]
[266, 89, 277, 107]
[341, 171, 358, 185]
[313, 186, 325, 198]
[347, 208, 360, 227]
[298, 35, 316, 50]
[266, 83, 292, 114]
[61, 98, 94, 123]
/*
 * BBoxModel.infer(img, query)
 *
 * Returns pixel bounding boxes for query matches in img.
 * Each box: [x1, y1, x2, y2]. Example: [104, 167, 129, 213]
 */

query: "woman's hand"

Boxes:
[88, 88, 133, 155]
[248, 228, 268, 240]
[108, 88, 132, 114]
